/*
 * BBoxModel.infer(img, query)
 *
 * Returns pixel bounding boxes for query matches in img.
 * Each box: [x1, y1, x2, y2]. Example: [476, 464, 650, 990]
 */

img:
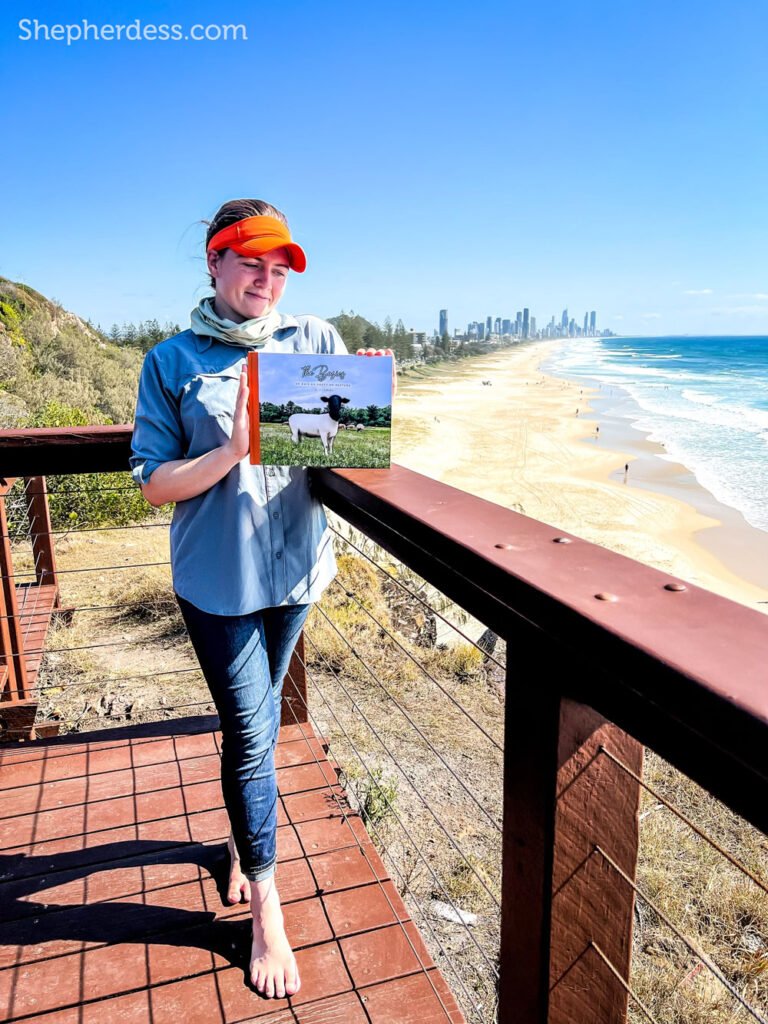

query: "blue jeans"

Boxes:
[176, 595, 311, 881]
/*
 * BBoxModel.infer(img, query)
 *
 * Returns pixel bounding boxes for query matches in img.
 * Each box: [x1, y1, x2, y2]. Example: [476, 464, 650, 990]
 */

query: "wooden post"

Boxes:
[498, 636, 641, 1023]
[548, 701, 642, 1022]
[0, 491, 29, 703]
[281, 633, 308, 727]
[25, 477, 58, 596]
[0, 539, 17, 702]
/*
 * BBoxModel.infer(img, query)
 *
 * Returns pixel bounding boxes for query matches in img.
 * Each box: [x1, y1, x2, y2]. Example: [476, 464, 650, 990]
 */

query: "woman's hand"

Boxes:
[356, 347, 397, 396]
[225, 366, 250, 462]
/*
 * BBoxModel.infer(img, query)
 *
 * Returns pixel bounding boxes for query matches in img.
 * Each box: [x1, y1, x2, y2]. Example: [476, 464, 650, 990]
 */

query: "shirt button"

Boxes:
[273, 512, 279, 519]
[275, 551, 282, 560]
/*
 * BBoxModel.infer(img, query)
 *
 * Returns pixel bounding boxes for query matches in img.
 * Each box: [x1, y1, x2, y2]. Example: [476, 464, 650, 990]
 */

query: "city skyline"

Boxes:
[443, 307, 602, 342]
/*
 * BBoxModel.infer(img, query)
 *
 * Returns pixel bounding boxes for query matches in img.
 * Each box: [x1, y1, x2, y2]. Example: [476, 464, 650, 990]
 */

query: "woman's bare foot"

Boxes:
[226, 832, 251, 904]
[250, 875, 301, 999]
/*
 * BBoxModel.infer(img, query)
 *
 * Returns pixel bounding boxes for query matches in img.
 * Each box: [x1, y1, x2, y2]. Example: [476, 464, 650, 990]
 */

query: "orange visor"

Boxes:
[206, 215, 307, 273]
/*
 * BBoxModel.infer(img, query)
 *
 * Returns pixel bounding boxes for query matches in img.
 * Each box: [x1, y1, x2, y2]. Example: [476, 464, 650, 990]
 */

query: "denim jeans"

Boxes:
[176, 595, 311, 881]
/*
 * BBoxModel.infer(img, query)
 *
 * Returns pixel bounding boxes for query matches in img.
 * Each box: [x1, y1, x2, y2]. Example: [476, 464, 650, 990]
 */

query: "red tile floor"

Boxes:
[0, 715, 467, 1023]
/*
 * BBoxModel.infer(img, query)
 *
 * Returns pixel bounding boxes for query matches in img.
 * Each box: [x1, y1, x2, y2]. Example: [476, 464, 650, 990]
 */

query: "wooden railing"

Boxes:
[0, 474, 64, 739]
[0, 426, 766, 1024]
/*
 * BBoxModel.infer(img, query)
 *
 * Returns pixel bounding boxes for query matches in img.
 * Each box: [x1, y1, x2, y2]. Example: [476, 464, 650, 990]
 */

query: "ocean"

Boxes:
[543, 336, 768, 534]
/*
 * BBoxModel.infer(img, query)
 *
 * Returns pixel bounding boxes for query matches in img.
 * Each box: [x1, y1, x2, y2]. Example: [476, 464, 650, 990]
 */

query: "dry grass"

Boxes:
[10, 517, 767, 1024]
[24, 524, 209, 730]
[629, 752, 768, 1023]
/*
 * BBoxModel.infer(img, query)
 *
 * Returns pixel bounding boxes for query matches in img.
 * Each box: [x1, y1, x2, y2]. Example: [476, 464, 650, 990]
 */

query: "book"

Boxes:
[247, 352, 393, 468]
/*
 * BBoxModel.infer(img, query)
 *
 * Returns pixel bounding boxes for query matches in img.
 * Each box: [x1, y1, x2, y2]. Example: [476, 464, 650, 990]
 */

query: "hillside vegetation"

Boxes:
[0, 277, 154, 429]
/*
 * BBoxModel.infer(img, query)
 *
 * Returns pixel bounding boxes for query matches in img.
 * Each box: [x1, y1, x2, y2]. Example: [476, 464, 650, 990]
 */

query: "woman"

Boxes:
[130, 199, 369, 1000]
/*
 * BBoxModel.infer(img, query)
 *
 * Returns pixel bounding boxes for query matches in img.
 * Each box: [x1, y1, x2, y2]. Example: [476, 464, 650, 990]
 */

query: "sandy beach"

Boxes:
[390, 341, 768, 613]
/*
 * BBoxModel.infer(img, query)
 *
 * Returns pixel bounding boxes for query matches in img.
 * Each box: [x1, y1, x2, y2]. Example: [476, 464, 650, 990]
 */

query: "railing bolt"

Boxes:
[595, 592, 619, 602]
[664, 582, 687, 592]
[495, 543, 515, 550]
[553, 537, 572, 544]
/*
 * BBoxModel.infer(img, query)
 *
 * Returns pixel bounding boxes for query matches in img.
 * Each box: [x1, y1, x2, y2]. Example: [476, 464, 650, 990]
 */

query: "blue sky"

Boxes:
[2, 1, 767, 337]
[259, 354, 392, 407]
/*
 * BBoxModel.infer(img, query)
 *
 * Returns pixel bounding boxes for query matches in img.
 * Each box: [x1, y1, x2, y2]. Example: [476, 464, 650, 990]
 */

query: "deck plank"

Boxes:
[0, 716, 466, 1023]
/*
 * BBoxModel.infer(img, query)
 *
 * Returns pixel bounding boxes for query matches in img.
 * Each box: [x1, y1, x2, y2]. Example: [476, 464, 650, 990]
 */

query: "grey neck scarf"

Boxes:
[189, 296, 281, 349]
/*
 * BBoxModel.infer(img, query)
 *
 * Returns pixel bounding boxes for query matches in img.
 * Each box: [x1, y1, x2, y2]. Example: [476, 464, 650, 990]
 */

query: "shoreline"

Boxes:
[391, 343, 768, 612]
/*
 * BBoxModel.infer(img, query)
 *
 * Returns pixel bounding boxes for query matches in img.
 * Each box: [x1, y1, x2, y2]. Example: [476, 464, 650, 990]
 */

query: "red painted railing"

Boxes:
[0, 427, 766, 1024]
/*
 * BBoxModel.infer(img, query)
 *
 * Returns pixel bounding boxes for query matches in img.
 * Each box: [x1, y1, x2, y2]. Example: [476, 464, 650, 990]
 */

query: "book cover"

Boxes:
[247, 352, 393, 468]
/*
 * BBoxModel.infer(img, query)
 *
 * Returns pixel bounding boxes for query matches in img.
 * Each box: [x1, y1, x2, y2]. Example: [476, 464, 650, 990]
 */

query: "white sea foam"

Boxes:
[550, 338, 768, 533]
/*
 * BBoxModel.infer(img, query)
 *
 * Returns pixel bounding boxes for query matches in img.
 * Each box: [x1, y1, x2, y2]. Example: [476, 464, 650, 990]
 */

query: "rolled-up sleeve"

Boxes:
[129, 350, 185, 486]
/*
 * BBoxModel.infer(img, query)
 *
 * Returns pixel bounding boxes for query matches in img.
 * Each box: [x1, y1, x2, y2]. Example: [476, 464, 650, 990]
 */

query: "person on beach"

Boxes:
[129, 199, 389, 1000]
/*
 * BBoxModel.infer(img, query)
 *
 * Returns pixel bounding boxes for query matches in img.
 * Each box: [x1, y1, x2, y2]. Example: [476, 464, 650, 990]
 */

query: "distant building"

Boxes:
[530, 316, 537, 337]
[439, 309, 448, 338]
[561, 308, 569, 331]
[568, 318, 576, 337]
[522, 308, 530, 339]
[590, 310, 596, 335]
[494, 317, 501, 336]
[486, 316, 492, 337]
[516, 311, 522, 336]
[477, 322, 485, 340]
[583, 312, 589, 335]
[502, 318, 511, 336]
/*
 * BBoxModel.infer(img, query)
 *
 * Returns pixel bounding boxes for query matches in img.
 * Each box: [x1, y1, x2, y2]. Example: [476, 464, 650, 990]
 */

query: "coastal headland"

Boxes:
[391, 341, 768, 613]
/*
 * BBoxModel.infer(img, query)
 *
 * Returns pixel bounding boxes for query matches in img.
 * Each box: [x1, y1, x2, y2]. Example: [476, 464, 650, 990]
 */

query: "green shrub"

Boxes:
[5, 400, 167, 533]
[356, 767, 398, 828]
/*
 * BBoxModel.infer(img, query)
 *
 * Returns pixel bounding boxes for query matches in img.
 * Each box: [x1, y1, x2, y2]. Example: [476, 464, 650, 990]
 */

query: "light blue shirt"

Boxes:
[129, 313, 348, 615]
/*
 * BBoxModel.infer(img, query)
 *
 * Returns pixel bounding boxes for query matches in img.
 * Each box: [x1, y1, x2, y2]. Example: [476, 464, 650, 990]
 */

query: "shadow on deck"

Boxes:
[0, 715, 465, 1023]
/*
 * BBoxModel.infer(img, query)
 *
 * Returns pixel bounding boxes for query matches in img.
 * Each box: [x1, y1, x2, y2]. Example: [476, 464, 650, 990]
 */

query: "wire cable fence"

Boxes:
[621, 747, 768, 1024]
[0, 474, 766, 1024]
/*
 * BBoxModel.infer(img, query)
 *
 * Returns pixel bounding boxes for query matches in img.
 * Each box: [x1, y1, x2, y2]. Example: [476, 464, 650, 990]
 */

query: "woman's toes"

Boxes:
[274, 971, 286, 999]
[264, 974, 275, 999]
[285, 963, 300, 995]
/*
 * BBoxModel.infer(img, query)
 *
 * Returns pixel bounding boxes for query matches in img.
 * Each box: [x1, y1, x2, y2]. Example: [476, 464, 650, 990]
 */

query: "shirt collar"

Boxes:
[192, 313, 300, 352]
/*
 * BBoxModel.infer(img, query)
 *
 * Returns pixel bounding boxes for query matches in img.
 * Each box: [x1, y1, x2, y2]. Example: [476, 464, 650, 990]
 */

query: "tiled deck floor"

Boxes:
[0, 715, 466, 1023]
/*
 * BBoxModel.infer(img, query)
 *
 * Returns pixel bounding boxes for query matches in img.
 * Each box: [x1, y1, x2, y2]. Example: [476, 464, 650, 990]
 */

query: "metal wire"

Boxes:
[595, 845, 768, 1024]
[0, 560, 170, 582]
[280, 662, 486, 1021]
[330, 574, 503, 752]
[19, 484, 140, 495]
[310, 601, 503, 835]
[600, 745, 768, 896]
[15, 484, 50, 649]
[0, 602, 169, 620]
[329, 523, 505, 671]
[588, 942, 660, 1024]
[23, 666, 203, 696]
[0, 520, 172, 540]
[300, 628, 503, 922]
[16, 637, 159, 658]
[302, 625, 503, 919]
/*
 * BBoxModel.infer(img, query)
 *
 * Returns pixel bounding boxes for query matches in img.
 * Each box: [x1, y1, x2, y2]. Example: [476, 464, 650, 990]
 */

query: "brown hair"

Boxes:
[203, 199, 289, 289]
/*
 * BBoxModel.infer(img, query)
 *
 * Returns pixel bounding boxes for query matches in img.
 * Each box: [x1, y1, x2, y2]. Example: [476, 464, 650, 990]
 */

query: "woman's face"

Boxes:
[207, 246, 290, 322]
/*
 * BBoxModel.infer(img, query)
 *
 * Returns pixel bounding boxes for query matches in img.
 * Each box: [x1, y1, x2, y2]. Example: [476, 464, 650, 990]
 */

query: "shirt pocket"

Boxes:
[180, 364, 243, 450]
